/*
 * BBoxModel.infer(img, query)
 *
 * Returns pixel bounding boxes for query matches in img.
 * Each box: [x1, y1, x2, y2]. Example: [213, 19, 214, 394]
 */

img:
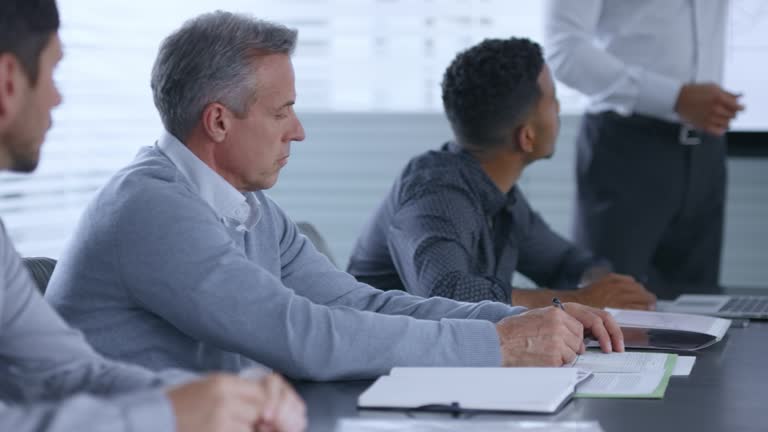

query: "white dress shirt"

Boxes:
[157, 131, 262, 232]
[544, 0, 728, 122]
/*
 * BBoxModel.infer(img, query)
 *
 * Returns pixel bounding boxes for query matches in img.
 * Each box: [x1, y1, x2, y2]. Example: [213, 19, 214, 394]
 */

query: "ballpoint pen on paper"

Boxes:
[553, 297, 581, 366]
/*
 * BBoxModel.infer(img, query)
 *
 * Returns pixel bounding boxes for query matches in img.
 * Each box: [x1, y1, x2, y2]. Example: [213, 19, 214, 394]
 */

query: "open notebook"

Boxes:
[358, 368, 582, 414]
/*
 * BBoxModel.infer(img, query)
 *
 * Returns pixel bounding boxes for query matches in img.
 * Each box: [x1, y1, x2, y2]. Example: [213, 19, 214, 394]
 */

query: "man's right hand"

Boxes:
[495, 307, 585, 367]
[675, 83, 744, 136]
[167, 373, 306, 432]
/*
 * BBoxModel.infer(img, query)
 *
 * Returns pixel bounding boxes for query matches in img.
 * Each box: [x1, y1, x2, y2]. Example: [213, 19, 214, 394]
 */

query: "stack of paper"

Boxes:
[358, 368, 579, 414]
[566, 351, 678, 398]
[607, 308, 731, 349]
[578, 351, 695, 377]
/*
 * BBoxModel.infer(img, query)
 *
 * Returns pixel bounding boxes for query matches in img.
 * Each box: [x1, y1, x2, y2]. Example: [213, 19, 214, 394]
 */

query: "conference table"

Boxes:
[294, 320, 768, 432]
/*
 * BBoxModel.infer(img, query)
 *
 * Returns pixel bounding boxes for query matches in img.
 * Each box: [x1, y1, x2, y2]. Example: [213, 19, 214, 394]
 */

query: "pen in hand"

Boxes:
[552, 297, 565, 311]
[553, 297, 584, 364]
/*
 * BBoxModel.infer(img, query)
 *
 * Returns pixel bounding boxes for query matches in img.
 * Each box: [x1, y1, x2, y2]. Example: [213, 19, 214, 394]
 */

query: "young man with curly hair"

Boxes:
[349, 38, 656, 310]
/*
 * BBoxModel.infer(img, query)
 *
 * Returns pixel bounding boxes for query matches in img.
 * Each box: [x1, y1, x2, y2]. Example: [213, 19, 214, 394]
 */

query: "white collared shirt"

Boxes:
[544, 0, 728, 122]
[156, 131, 261, 232]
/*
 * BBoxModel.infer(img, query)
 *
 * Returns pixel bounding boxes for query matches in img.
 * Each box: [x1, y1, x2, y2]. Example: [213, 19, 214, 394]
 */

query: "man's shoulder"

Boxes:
[397, 148, 480, 202]
[94, 146, 204, 218]
[255, 192, 296, 233]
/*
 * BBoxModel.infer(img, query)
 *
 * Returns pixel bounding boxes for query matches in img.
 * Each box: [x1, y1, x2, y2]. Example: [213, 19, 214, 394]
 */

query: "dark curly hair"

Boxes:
[442, 37, 544, 152]
[0, 0, 60, 85]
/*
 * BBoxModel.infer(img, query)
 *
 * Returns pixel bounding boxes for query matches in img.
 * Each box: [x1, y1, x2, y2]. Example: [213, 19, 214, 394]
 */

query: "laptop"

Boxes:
[659, 294, 768, 319]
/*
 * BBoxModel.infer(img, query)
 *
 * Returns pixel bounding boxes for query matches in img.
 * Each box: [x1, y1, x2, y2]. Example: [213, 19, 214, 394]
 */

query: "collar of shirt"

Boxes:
[442, 141, 518, 216]
[156, 131, 261, 232]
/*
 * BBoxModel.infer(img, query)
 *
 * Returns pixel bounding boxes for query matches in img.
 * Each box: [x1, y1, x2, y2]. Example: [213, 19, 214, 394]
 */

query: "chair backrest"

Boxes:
[296, 221, 336, 268]
[22, 257, 57, 295]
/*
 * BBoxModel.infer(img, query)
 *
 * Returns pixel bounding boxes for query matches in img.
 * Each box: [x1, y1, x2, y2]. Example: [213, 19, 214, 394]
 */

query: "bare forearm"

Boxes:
[511, 288, 581, 308]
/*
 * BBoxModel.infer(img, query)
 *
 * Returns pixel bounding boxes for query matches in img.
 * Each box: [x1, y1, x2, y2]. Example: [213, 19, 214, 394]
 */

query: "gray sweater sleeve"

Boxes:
[0, 224, 175, 431]
[0, 224, 167, 400]
[274, 201, 525, 322]
[0, 390, 174, 432]
[113, 187, 509, 380]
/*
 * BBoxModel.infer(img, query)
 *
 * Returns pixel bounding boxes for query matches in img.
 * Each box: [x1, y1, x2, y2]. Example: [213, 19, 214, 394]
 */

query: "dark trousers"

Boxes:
[573, 112, 726, 299]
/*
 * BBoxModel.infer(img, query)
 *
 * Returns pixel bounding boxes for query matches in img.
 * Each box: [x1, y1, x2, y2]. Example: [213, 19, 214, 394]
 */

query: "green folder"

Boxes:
[574, 353, 678, 399]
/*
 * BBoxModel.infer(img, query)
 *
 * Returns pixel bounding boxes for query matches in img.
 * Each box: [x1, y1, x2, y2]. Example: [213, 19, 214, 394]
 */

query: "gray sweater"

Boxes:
[0, 222, 174, 432]
[46, 133, 526, 381]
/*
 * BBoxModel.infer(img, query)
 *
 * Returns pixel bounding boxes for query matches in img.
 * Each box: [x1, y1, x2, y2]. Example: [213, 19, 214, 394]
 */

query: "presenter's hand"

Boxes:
[576, 273, 657, 310]
[168, 373, 306, 432]
[496, 307, 586, 367]
[675, 83, 744, 136]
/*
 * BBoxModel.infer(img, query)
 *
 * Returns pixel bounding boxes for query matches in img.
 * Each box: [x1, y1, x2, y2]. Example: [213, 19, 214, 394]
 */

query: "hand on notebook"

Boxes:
[495, 307, 586, 367]
[496, 304, 625, 367]
[576, 274, 657, 310]
[561, 303, 625, 354]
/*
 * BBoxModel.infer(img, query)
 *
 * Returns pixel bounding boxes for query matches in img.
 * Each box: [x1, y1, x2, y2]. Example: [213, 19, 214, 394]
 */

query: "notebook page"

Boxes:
[569, 351, 670, 373]
[576, 371, 666, 396]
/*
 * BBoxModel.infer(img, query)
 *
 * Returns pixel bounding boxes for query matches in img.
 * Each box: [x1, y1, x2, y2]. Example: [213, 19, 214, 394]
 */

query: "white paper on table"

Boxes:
[671, 356, 696, 376]
[606, 308, 731, 340]
[569, 351, 670, 373]
[576, 370, 666, 396]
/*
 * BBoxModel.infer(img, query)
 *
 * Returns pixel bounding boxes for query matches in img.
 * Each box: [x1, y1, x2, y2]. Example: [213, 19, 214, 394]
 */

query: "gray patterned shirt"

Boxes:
[348, 142, 602, 304]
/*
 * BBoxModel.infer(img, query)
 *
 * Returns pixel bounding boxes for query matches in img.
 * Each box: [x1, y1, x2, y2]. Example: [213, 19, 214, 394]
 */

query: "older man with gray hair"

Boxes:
[0, 2, 304, 432]
[46, 11, 624, 381]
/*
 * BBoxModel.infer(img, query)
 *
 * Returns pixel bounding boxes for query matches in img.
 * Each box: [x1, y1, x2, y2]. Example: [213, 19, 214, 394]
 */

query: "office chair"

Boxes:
[22, 257, 57, 295]
[296, 221, 337, 268]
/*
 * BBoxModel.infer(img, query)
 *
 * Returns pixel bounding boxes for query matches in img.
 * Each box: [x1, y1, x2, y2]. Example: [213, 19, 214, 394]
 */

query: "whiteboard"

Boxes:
[724, 0, 768, 131]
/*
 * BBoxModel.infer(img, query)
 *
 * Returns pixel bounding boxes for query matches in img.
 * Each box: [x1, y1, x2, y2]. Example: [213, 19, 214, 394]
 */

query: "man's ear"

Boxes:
[516, 123, 536, 154]
[201, 102, 231, 143]
[0, 54, 24, 129]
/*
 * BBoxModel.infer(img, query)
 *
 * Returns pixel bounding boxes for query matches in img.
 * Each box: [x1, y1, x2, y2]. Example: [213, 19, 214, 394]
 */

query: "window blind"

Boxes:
[0, 0, 764, 289]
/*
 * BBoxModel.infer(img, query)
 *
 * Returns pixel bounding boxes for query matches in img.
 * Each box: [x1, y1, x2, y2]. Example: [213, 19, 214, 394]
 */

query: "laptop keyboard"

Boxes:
[719, 297, 768, 315]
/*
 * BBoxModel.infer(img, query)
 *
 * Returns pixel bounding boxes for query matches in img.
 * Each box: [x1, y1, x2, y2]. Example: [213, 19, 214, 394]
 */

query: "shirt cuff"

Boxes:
[116, 390, 176, 432]
[633, 67, 684, 120]
[474, 298, 527, 322]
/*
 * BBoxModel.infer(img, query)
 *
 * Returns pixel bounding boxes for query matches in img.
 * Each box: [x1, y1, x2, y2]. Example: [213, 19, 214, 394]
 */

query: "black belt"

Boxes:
[588, 112, 704, 145]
